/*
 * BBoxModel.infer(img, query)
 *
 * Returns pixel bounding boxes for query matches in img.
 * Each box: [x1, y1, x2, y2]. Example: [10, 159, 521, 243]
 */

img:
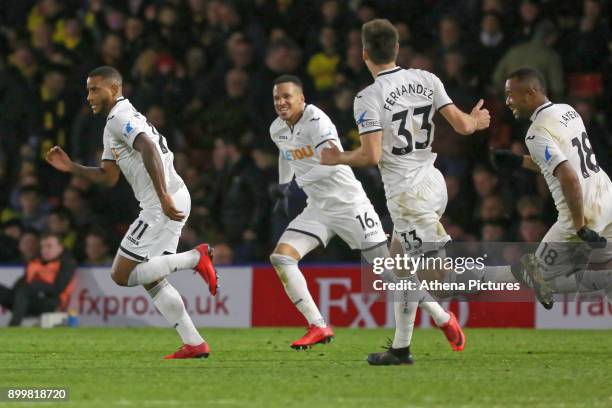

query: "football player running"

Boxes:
[490, 67, 612, 308]
[321, 19, 489, 365]
[269, 74, 462, 358]
[46, 66, 218, 359]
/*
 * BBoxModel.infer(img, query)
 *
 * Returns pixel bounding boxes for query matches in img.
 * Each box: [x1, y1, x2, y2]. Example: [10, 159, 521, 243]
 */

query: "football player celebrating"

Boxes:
[46, 66, 218, 359]
[321, 19, 489, 364]
[269, 74, 462, 355]
[490, 67, 612, 308]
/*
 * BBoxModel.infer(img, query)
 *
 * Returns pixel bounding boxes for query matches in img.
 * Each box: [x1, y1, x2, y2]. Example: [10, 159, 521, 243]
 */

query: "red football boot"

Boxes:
[291, 325, 334, 350]
[194, 244, 218, 296]
[164, 342, 210, 359]
[438, 311, 466, 351]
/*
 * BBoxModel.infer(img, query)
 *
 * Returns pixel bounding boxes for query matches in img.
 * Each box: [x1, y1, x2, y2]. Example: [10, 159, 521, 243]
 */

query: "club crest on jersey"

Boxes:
[544, 145, 552, 162]
[123, 122, 134, 137]
[282, 145, 315, 161]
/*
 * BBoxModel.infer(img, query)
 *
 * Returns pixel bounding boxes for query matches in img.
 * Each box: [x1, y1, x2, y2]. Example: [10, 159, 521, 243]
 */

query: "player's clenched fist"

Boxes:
[320, 141, 341, 165]
[470, 99, 490, 131]
[46, 146, 74, 173]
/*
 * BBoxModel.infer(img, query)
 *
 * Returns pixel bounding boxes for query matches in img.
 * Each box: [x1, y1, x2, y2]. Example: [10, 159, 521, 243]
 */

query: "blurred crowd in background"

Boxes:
[1, 0, 611, 265]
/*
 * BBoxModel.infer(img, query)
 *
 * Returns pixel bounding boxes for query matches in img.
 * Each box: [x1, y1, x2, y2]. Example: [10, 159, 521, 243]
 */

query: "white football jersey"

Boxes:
[101, 97, 184, 210]
[526, 102, 612, 231]
[354, 67, 453, 199]
[270, 104, 368, 209]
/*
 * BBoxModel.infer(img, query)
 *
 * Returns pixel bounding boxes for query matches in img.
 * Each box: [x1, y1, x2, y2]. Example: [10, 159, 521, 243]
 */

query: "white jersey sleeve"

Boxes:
[525, 126, 568, 175]
[432, 73, 453, 111]
[101, 130, 115, 161]
[354, 92, 382, 135]
[107, 110, 149, 149]
[312, 115, 340, 154]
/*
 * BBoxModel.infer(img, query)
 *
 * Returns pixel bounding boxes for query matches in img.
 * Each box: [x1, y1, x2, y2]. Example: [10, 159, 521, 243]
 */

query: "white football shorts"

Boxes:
[387, 168, 451, 256]
[279, 200, 387, 257]
[535, 220, 612, 281]
[118, 185, 191, 262]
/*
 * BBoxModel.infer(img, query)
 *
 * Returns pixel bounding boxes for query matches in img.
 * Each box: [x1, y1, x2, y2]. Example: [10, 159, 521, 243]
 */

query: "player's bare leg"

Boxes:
[270, 241, 333, 349]
[110, 253, 211, 359]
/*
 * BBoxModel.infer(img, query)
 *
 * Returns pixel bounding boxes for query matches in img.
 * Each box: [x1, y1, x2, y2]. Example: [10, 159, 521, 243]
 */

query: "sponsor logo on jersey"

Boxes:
[356, 111, 380, 129]
[545, 145, 552, 162]
[282, 145, 315, 161]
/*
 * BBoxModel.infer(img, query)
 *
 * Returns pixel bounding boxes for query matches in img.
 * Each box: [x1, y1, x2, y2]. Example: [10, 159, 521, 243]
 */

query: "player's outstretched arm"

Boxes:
[320, 132, 382, 167]
[440, 99, 490, 135]
[46, 146, 120, 187]
[132, 134, 185, 221]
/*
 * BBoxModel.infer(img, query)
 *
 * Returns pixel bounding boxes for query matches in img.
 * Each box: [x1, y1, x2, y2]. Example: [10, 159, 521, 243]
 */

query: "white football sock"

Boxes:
[127, 250, 200, 286]
[270, 254, 326, 328]
[147, 279, 203, 346]
[419, 301, 450, 326]
[392, 293, 418, 349]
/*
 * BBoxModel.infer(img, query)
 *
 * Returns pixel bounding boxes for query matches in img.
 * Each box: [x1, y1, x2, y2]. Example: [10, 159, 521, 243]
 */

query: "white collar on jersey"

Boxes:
[107, 96, 127, 120]
[530, 101, 554, 122]
[376, 66, 402, 77]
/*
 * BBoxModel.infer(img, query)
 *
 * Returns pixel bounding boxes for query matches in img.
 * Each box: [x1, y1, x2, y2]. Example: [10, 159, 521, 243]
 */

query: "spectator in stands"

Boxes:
[474, 12, 507, 86]
[2, 186, 48, 232]
[0, 233, 76, 326]
[435, 16, 465, 66]
[19, 229, 40, 263]
[492, 21, 564, 99]
[46, 207, 77, 251]
[209, 138, 268, 261]
[62, 186, 93, 231]
[84, 229, 112, 266]
[336, 43, 370, 90]
[212, 243, 234, 265]
[472, 165, 499, 200]
[0, 220, 22, 263]
[249, 38, 310, 137]
[562, 0, 610, 73]
[515, 0, 542, 43]
[307, 26, 340, 94]
[200, 68, 251, 140]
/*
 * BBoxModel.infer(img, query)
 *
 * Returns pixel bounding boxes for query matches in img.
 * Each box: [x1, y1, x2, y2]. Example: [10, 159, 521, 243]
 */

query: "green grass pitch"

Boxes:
[1, 328, 611, 407]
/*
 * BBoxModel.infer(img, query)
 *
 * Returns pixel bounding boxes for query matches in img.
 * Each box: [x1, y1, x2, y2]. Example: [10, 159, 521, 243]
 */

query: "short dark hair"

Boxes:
[49, 207, 73, 225]
[274, 74, 303, 89]
[19, 185, 39, 196]
[88, 65, 123, 85]
[362, 19, 398, 64]
[40, 232, 63, 244]
[507, 67, 546, 93]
